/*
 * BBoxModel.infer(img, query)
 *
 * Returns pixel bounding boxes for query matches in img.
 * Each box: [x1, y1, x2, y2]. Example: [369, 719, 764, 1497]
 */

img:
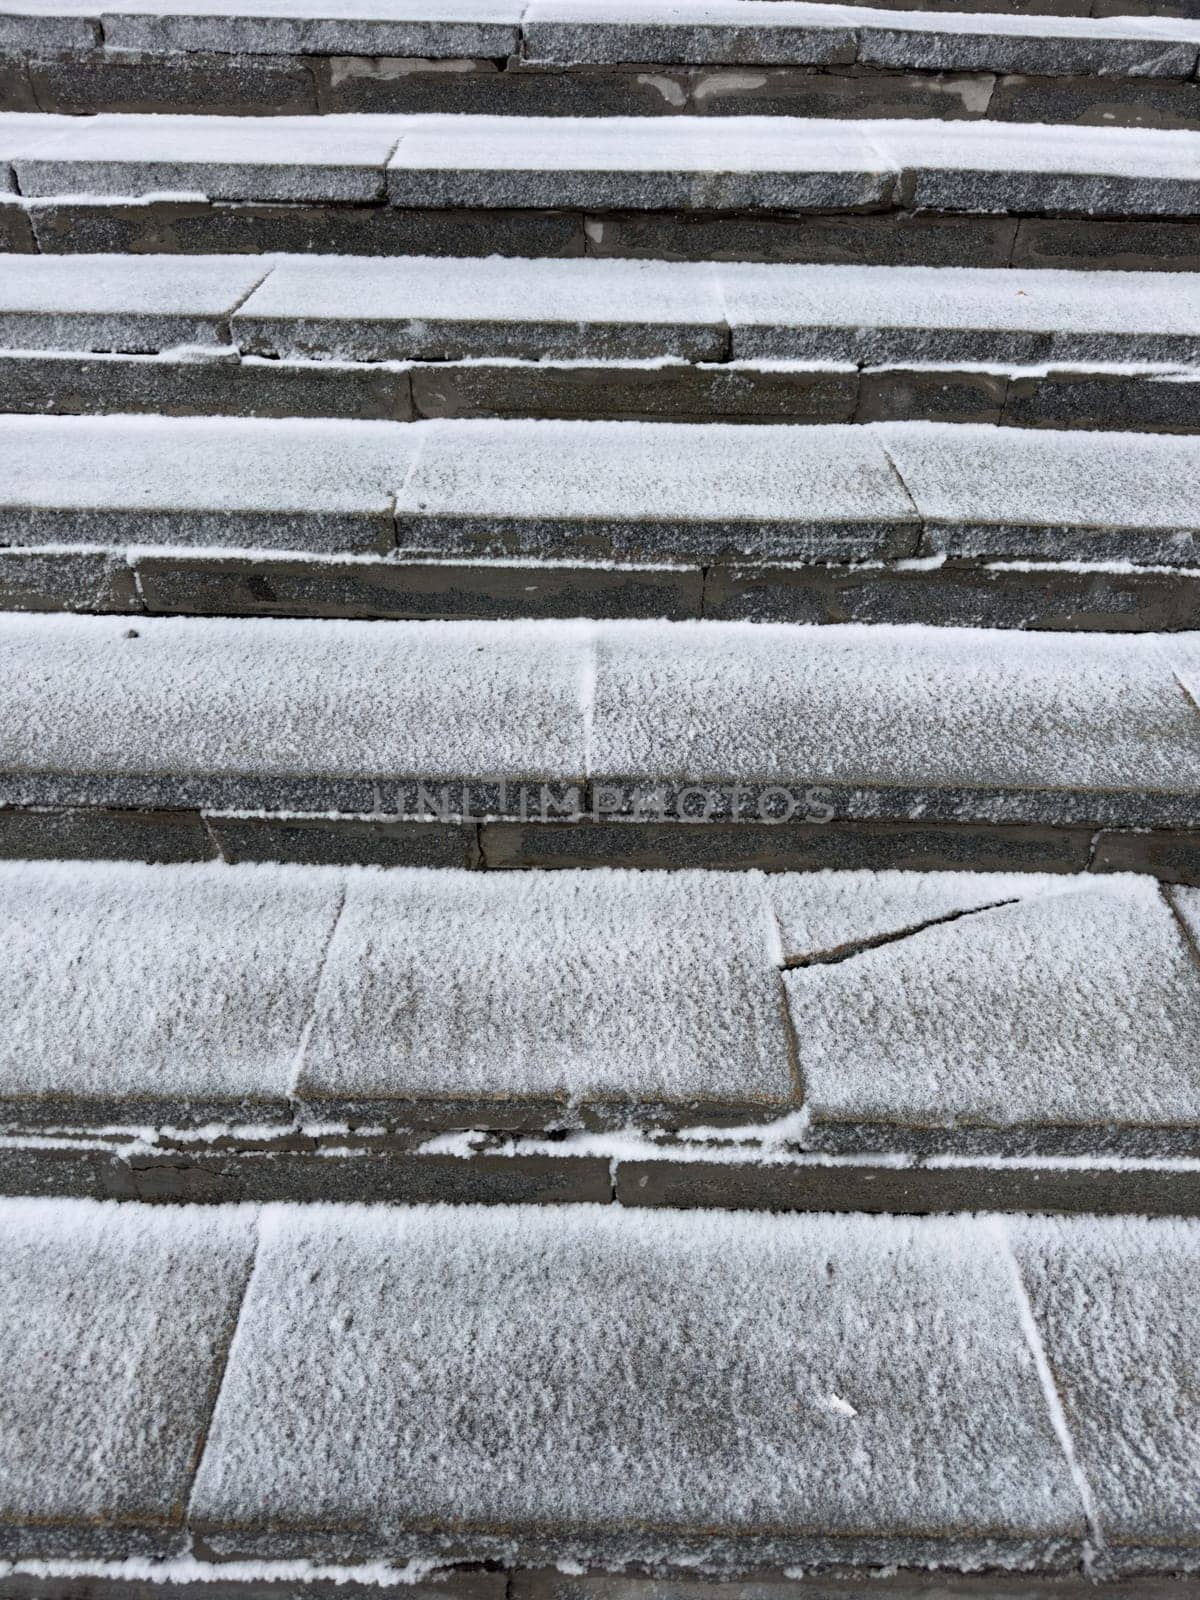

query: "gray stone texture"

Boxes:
[28, 46, 320, 113]
[190, 1205, 1083, 1568]
[1007, 1214, 1200, 1573]
[0, 1197, 256, 1556]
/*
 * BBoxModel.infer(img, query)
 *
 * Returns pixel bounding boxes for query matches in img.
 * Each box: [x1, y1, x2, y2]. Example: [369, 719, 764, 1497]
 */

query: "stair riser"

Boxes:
[4, 350, 1199, 433]
[17, 202, 1200, 269]
[3, 1141, 1199, 1216]
[5, 55, 1200, 125]
[1, 806, 1195, 883]
[3, 547, 1197, 632]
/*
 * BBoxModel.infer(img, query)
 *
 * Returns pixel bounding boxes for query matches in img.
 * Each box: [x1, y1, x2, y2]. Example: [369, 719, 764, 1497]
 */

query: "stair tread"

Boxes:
[1, 1195, 1196, 1575]
[6, 112, 1200, 214]
[1, 610, 1198, 822]
[4, 857, 1200, 1155]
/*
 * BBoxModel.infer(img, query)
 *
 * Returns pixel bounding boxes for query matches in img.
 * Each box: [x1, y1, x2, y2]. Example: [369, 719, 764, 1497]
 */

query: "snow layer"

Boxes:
[879, 423, 1200, 564]
[191, 1204, 1081, 1564]
[1006, 1213, 1200, 1567]
[722, 264, 1200, 365]
[13, 113, 405, 203]
[295, 867, 790, 1115]
[0, 414, 414, 551]
[0, 254, 270, 354]
[233, 254, 727, 362]
[587, 621, 1200, 798]
[394, 419, 918, 561]
[0, 859, 342, 1123]
[0, 612, 590, 788]
[0, 1197, 256, 1555]
[785, 877, 1200, 1140]
[767, 866, 1085, 962]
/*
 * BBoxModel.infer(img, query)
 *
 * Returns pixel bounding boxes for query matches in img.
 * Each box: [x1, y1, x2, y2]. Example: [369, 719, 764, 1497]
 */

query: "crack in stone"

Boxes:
[780, 896, 1021, 970]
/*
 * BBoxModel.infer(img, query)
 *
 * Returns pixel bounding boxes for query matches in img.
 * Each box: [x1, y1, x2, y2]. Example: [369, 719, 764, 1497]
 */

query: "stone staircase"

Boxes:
[2, 0, 1200, 1594]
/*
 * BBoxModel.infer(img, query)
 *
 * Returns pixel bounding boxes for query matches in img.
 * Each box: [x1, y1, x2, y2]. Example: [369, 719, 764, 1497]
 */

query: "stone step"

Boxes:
[2, 416, 1199, 629]
[4, 0, 1200, 121]
[5, 253, 1200, 435]
[7, 112, 1200, 265]
[1, 1195, 1198, 1582]
[2, 610, 1200, 877]
[5, 858, 1200, 1202]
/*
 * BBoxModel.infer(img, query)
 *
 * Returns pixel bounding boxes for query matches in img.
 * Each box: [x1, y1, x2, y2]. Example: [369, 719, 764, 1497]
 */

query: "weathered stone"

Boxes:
[104, 5, 520, 58]
[0, 53, 36, 110]
[0, 1198, 256, 1557]
[29, 46, 319, 113]
[684, 64, 996, 120]
[1093, 830, 1200, 886]
[704, 558, 1200, 633]
[1001, 369, 1200, 432]
[585, 210, 1019, 266]
[480, 819, 1096, 874]
[0, 11, 97, 50]
[989, 70, 1200, 129]
[521, 7, 856, 67]
[30, 197, 585, 256]
[316, 56, 689, 116]
[135, 551, 703, 621]
[411, 358, 858, 423]
[787, 878, 1200, 1157]
[207, 811, 481, 867]
[1012, 215, 1200, 271]
[616, 1156, 1200, 1219]
[0, 805, 216, 864]
[1007, 1214, 1200, 1575]
[0, 347, 413, 421]
[0, 546, 136, 613]
[189, 1205, 1083, 1568]
[0, 198, 34, 252]
[858, 21, 1198, 77]
[857, 366, 1007, 422]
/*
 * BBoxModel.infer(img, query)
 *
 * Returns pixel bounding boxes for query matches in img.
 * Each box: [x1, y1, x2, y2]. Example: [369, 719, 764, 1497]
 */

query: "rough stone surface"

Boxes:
[190, 1203, 1083, 1567]
[0, 858, 340, 1126]
[785, 876, 1200, 1155]
[294, 866, 792, 1124]
[1006, 1213, 1200, 1573]
[0, 413, 412, 552]
[0, 1197, 256, 1557]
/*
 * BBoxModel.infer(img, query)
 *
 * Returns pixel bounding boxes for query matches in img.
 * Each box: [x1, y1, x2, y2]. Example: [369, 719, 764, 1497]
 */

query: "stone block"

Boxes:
[103, 6, 520, 58]
[0, 805, 216, 864]
[1012, 215, 1200, 271]
[207, 812, 481, 867]
[0, 1198, 255, 1557]
[29, 46, 318, 113]
[188, 1205, 1084, 1568]
[521, 7, 856, 67]
[989, 71, 1200, 129]
[0, 546, 135, 612]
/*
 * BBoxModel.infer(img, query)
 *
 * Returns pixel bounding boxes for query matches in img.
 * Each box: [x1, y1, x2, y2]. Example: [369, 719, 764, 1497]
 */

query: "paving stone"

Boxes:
[0, 612, 590, 812]
[206, 811, 480, 866]
[103, 0, 522, 57]
[0, 414, 412, 551]
[880, 422, 1200, 564]
[0, 253, 270, 352]
[1094, 829, 1200, 885]
[133, 550, 703, 621]
[0, 804, 217, 864]
[386, 115, 893, 210]
[784, 877, 1200, 1155]
[721, 262, 1200, 364]
[0, 347, 413, 421]
[856, 11, 1200, 76]
[293, 867, 791, 1127]
[0, 545, 135, 613]
[587, 621, 1200, 828]
[393, 420, 919, 562]
[29, 195, 586, 257]
[29, 45, 320, 114]
[189, 1204, 1083, 1568]
[988, 70, 1200, 129]
[234, 253, 726, 361]
[1005, 1213, 1200, 1573]
[0, 198, 34, 252]
[1000, 367, 1200, 433]
[0, 858, 341, 1127]
[13, 112, 402, 201]
[1012, 214, 1200, 272]
[521, 0, 857, 67]
[0, 1197, 256, 1556]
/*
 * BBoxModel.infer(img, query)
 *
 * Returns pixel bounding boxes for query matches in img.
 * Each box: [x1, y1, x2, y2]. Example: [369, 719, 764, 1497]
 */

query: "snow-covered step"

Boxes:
[4, 415, 1200, 568]
[1, 614, 1199, 863]
[2, 1196, 1198, 1578]
[11, 114, 1200, 265]
[3, 859, 1200, 1181]
[3, 0, 1200, 121]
